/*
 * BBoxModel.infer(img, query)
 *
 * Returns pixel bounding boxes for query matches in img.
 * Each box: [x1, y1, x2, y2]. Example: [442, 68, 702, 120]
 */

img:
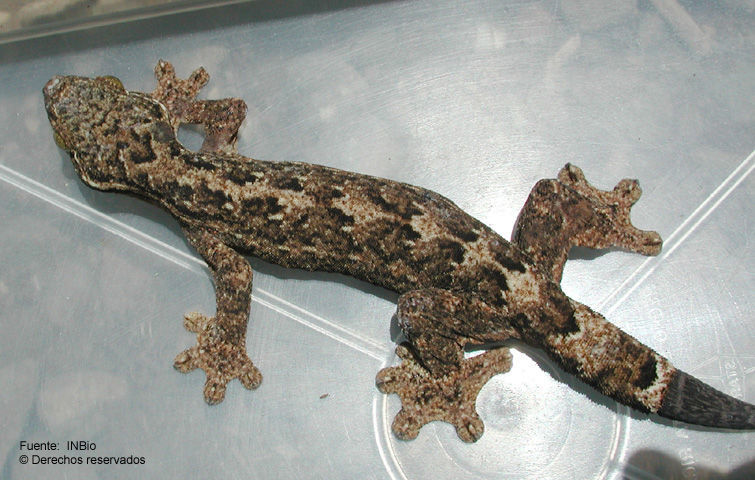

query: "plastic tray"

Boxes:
[1, 1, 753, 478]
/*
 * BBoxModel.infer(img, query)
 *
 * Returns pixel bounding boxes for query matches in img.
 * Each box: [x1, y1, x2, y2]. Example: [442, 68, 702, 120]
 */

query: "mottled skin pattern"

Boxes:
[43, 61, 754, 442]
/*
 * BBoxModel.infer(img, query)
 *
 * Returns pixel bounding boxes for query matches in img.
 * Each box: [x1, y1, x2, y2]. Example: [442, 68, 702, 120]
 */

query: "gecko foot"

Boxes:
[174, 312, 262, 404]
[559, 163, 662, 256]
[376, 343, 513, 442]
[151, 60, 209, 126]
[151, 60, 247, 155]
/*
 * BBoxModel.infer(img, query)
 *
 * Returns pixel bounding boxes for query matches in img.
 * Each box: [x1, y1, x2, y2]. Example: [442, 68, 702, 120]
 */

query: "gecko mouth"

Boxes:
[43, 75, 63, 99]
[42, 76, 67, 117]
[43, 77, 66, 146]
[43, 76, 80, 152]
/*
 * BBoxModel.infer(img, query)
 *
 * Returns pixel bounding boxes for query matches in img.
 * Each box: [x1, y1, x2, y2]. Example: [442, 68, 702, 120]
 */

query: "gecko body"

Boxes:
[43, 62, 754, 442]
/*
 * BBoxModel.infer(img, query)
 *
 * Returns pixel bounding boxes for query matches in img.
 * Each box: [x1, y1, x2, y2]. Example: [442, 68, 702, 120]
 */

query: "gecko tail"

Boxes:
[657, 369, 755, 429]
[538, 298, 754, 430]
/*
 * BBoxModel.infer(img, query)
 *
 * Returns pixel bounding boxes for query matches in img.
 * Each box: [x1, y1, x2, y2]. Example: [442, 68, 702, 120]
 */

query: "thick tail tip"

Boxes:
[657, 369, 755, 429]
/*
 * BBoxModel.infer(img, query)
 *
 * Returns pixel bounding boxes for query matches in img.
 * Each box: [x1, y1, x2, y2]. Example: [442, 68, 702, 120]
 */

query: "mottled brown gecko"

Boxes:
[43, 61, 754, 442]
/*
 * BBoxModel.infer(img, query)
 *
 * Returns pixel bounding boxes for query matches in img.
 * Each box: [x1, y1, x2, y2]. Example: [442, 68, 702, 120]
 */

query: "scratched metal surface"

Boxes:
[0, 1, 753, 479]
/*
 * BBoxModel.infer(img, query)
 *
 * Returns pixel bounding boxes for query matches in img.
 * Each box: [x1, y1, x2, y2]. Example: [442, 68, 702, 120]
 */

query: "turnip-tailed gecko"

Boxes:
[43, 61, 754, 442]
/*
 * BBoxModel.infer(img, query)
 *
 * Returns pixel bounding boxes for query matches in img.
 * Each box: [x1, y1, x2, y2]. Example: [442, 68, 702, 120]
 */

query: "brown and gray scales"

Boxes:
[43, 61, 754, 442]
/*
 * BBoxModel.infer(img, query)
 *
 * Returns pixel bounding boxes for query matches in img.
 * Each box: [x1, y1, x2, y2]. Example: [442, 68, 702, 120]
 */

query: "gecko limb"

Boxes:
[376, 288, 518, 442]
[173, 226, 262, 404]
[513, 163, 662, 283]
[377, 343, 512, 442]
[152, 59, 247, 155]
[151, 60, 208, 125]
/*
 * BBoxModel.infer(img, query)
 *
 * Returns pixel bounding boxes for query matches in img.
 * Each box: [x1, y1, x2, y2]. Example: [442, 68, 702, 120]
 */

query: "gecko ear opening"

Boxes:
[95, 75, 125, 93]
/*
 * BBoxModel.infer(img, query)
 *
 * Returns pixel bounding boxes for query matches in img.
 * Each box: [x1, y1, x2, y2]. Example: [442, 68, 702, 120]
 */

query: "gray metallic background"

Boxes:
[0, 1, 753, 478]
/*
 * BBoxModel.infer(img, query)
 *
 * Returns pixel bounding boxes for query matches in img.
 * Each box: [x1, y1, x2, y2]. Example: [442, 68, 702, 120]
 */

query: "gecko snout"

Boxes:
[43, 76, 65, 101]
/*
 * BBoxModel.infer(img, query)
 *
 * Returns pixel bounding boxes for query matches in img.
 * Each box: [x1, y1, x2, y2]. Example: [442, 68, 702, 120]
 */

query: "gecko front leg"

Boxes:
[173, 226, 262, 404]
[376, 288, 519, 442]
[151, 60, 247, 155]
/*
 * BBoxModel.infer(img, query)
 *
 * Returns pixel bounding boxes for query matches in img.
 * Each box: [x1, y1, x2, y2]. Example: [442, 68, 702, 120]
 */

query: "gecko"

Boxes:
[43, 60, 754, 442]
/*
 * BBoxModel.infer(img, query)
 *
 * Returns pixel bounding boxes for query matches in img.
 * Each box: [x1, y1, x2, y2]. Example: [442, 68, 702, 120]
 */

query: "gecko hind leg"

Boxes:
[512, 163, 663, 283]
[376, 288, 518, 442]
[151, 59, 247, 155]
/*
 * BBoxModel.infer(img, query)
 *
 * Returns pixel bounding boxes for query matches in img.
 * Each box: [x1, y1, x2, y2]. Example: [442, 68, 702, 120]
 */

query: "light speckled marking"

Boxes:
[637, 354, 676, 412]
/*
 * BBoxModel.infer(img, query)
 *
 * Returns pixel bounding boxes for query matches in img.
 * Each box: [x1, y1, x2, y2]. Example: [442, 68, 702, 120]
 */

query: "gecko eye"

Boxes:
[96, 75, 125, 92]
[53, 131, 68, 150]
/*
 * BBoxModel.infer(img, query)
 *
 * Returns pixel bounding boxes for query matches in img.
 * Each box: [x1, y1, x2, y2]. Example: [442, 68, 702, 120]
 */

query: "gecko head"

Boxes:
[43, 74, 178, 192]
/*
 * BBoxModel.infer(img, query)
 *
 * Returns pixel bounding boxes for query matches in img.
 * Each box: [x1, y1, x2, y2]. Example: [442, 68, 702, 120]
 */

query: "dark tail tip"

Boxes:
[657, 370, 755, 429]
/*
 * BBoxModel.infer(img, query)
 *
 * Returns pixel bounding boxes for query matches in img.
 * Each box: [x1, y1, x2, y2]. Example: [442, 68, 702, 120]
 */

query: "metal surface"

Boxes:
[1, 1, 753, 478]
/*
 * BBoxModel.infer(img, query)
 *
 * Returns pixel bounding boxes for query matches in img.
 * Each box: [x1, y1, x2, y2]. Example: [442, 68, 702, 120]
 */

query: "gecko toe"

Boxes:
[615, 178, 642, 204]
[391, 410, 422, 441]
[640, 231, 663, 255]
[239, 363, 263, 390]
[558, 163, 587, 186]
[203, 377, 227, 405]
[173, 346, 200, 372]
[188, 67, 210, 90]
[183, 312, 210, 333]
[154, 59, 175, 79]
[455, 414, 485, 443]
